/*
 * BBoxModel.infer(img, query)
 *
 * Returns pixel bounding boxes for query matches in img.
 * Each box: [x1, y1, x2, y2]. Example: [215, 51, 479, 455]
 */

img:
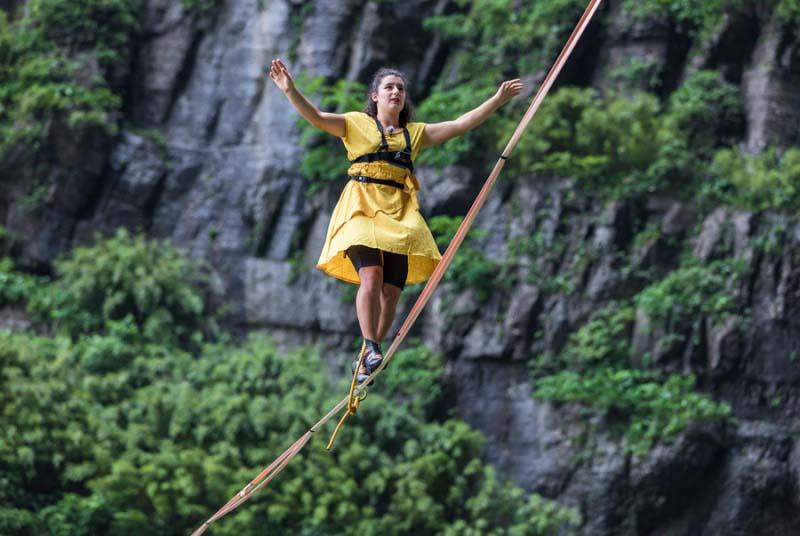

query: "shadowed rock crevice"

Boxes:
[164, 29, 207, 126]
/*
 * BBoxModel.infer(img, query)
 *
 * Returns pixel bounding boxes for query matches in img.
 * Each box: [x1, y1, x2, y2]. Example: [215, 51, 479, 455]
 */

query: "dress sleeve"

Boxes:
[341, 112, 358, 143]
[341, 112, 373, 161]
[409, 122, 427, 161]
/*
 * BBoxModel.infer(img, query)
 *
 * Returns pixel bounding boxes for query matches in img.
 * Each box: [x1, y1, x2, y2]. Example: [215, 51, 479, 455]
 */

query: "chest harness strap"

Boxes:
[350, 117, 414, 174]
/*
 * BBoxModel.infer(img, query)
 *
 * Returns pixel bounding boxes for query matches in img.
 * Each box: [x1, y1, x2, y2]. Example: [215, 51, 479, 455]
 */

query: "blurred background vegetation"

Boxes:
[0, 229, 581, 535]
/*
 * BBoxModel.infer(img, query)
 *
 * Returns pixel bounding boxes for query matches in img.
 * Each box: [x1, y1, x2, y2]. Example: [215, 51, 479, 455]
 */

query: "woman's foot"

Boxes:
[351, 339, 383, 384]
[363, 339, 384, 373]
[351, 360, 371, 384]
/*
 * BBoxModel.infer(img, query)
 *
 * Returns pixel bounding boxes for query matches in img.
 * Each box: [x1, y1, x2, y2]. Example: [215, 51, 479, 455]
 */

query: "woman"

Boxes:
[269, 59, 522, 382]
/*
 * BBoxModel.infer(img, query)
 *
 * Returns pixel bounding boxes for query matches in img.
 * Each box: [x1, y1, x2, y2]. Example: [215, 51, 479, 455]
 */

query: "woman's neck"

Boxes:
[376, 110, 401, 130]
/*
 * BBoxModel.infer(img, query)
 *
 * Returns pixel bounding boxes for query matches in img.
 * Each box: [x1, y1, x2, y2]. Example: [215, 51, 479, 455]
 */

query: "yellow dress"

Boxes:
[316, 111, 442, 285]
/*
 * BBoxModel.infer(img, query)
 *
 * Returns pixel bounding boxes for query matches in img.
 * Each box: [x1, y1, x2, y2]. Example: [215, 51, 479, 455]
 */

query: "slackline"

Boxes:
[191, 1, 603, 533]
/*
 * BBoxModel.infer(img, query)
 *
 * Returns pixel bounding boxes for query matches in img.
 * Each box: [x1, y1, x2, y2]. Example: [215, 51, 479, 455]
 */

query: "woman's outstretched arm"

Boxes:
[422, 79, 523, 148]
[269, 59, 346, 138]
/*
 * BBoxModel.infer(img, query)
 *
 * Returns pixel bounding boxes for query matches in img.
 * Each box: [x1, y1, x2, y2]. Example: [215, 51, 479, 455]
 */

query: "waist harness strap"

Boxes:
[349, 175, 405, 189]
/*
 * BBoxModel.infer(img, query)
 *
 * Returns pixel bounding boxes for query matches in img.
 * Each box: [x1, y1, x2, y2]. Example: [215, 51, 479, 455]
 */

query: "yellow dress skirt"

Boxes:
[316, 173, 441, 286]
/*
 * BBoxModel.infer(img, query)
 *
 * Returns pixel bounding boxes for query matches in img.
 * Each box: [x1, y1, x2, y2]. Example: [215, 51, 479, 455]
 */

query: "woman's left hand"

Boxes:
[495, 79, 523, 105]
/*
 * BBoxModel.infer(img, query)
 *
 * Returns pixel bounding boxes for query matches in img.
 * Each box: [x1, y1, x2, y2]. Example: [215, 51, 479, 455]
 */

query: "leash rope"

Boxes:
[191, 1, 603, 533]
[326, 342, 368, 449]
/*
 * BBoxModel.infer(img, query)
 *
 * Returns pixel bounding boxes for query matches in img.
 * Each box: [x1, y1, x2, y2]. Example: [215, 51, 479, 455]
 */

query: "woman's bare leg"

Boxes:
[355, 265, 383, 374]
[377, 284, 402, 343]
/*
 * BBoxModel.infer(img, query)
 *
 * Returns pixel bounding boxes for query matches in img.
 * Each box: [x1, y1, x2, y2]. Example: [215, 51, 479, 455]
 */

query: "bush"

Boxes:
[508, 87, 667, 197]
[32, 229, 208, 347]
[508, 70, 742, 200]
[531, 304, 732, 455]
[418, 0, 586, 168]
[416, 82, 495, 168]
[666, 70, 742, 153]
[635, 258, 743, 326]
[702, 147, 800, 212]
[28, 0, 139, 64]
[424, 0, 586, 78]
[1, 327, 581, 535]
[0, 0, 138, 153]
[534, 367, 731, 456]
[1, 238, 580, 534]
[626, 0, 800, 36]
[0, 258, 41, 304]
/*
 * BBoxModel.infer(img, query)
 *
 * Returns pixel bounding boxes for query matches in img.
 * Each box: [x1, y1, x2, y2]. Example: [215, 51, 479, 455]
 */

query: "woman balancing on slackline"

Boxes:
[268, 59, 522, 382]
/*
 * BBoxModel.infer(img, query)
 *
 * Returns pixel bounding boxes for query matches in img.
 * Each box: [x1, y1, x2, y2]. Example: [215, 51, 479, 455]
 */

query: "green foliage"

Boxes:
[0, 506, 45, 535]
[38, 494, 113, 535]
[626, 0, 800, 37]
[635, 258, 743, 326]
[418, 0, 585, 167]
[28, 0, 139, 63]
[777, 0, 800, 20]
[381, 344, 444, 415]
[508, 71, 742, 200]
[424, 0, 585, 78]
[512, 87, 663, 195]
[632, 223, 662, 252]
[532, 306, 635, 376]
[505, 226, 584, 295]
[666, 70, 742, 153]
[297, 76, 367, 195]
[0, 326, 580, 535]
[0, 0, 138, 153]
[0, 258, 41, 304]
[420, 9, 752, 211]
[535, 367, 732, 456]
[702, 147, 800, 212]
[32, 229, 208, 347]
[416, 82, 494, 168]
[0, 23, 120, 148]
[608, 57, 661, 92]
[623, 0, 736, 37]
[0, 332, 99, 510]
[0, 225, 10, 253]
[180, 0, 218, 18]
[750, 219, 789, 257]
[0, 239, 578, 534]
[561, 306, 634, 367]
[428, 215, 498, 302]
[287, 1, 313, 60]
[531, 304, 732, 455]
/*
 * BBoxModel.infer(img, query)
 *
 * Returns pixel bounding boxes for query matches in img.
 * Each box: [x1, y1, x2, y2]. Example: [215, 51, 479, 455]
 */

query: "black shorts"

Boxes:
[346, 245, 408, 290]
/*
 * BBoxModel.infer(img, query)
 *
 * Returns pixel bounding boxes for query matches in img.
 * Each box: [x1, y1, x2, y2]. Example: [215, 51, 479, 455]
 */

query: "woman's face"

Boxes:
[372, 75, 406, 115]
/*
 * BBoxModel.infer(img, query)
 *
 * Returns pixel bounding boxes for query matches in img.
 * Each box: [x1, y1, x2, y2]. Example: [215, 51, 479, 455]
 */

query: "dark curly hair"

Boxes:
[363, 68, 415, 127]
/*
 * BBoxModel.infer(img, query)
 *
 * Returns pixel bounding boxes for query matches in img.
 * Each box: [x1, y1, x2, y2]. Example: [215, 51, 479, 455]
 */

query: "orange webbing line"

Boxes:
[191, 431, 313, 536]
[190, 1, 602, 533]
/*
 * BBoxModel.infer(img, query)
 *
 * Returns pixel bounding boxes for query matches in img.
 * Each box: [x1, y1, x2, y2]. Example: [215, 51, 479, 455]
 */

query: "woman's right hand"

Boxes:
[267, 58, 346, 137]
[269, 59, 295, 94]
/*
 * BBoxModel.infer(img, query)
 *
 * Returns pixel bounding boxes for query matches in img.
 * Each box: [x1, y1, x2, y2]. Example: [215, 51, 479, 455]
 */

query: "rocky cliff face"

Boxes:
[2, 0, 799, 534]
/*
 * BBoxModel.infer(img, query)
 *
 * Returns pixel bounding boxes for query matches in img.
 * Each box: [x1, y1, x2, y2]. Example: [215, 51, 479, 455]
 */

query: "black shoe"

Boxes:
[364, 339, 384, 374]
[351, 339, 383, 385]
[351, 359, 371, 384]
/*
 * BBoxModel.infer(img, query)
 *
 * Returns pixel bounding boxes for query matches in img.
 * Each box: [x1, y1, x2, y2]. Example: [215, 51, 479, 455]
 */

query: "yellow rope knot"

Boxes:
[326, 342, 369, 450]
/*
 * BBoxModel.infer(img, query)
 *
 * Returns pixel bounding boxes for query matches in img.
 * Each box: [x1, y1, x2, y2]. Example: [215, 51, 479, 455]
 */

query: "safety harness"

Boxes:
[349, 117, 413, 189]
